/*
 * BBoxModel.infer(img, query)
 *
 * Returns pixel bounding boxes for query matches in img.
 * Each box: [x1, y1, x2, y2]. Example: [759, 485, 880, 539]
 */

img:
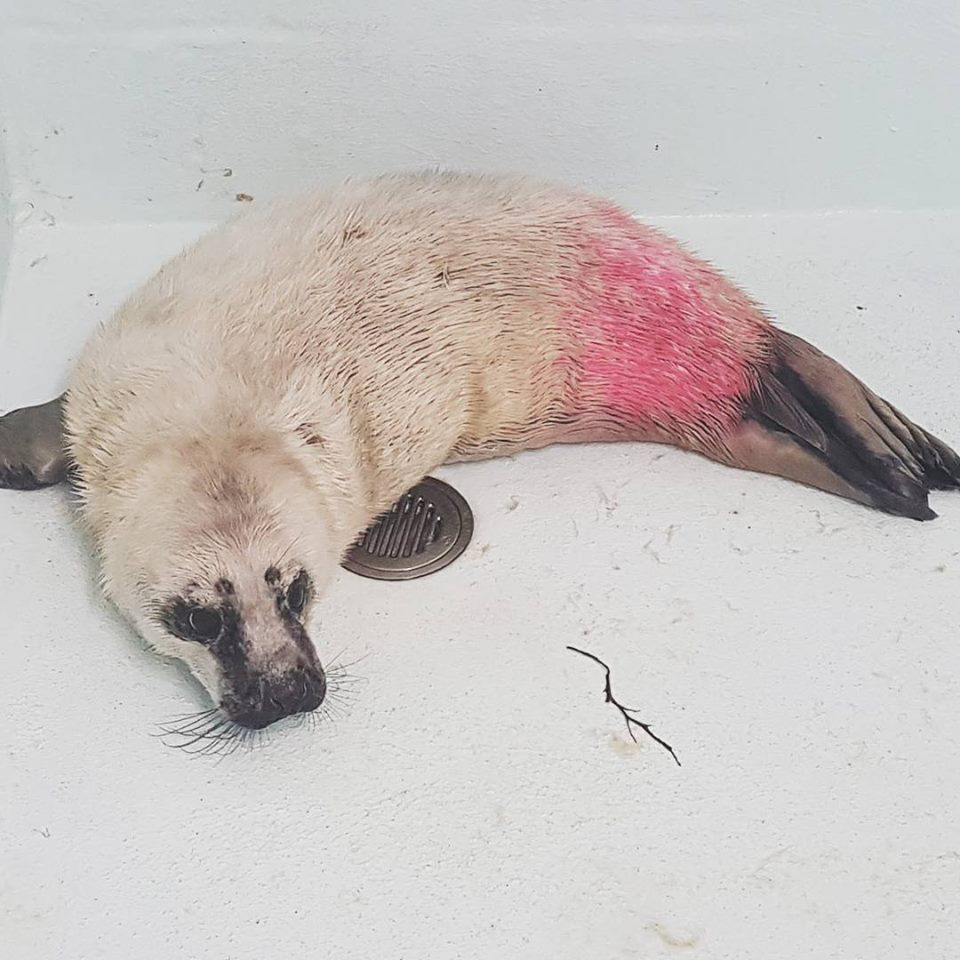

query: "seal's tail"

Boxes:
[718, 329, 960, 520]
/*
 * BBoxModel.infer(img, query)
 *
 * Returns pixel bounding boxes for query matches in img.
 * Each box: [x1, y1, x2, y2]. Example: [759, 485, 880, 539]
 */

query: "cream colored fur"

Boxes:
[54, 169, 960, 701]
[64, 171, 637, 696]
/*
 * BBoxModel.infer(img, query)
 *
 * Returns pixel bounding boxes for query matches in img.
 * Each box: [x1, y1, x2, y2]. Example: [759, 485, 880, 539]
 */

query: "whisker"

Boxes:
[162, 718, 232, 750]
[213, 728, 246, 762]
[323, 701, 356, 719]
[325, 651, 370, 673]
[275, 535, 307, 567]
[324, 691, 362, 703]
[325, 687, 360, 705]
[158, 713, 225, 738]
[162, 707, 218, 725]
[324, 646, 348, 667]
[194, 725, 243, 758]
[196, 736, 225, 758]
[153, 708, 219, 737]
[325, 675, 366, 693]
[161, 717, 232, 741]
[320, 701, 349, 723]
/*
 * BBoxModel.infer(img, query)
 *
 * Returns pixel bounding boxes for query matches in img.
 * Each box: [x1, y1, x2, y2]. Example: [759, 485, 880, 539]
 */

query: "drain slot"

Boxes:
[342, 477, 473, 581]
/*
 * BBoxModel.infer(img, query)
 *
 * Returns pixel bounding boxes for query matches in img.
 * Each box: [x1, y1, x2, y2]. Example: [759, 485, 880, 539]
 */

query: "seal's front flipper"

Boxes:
[0, 394, 69, 490]
[722, 330, 960, 520]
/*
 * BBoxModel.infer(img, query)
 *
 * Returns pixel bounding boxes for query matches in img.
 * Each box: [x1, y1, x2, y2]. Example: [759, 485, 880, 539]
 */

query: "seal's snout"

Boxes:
[226, 666, 326, 729]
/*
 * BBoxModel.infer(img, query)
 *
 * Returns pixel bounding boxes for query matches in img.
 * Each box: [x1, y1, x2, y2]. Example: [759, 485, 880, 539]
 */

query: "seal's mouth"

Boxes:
[156, 654, 364, 756]
[219, 667, 327, 730]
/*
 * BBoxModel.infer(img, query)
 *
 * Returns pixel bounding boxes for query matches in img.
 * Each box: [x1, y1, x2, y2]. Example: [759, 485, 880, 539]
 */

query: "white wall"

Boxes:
[1, 0, 958, 225]
[0, 101, 10, 303]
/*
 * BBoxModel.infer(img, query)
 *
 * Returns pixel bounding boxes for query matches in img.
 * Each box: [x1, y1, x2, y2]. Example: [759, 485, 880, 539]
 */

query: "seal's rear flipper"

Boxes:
[722, 330, 960, 520]
[0, 395, 69, 490]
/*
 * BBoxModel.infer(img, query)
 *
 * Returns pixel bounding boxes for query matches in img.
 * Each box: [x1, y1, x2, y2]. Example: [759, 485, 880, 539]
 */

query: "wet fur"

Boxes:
[1, 170, 957, 712]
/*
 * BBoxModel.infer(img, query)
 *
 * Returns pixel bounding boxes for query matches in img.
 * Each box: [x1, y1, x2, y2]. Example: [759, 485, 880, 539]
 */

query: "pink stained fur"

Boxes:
[567, 207, 772, 443]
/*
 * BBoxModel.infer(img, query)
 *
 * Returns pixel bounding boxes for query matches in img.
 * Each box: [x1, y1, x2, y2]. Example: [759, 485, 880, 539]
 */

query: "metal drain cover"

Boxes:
[341, 477, 474, 581]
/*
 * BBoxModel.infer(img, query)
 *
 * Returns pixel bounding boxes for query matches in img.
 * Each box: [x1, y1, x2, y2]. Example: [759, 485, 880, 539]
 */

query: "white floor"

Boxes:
[2, 211, 959, 960]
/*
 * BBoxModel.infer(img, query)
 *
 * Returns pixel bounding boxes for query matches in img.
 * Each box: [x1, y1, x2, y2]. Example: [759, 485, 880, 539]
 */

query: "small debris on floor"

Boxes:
[567, 645, 680, 766]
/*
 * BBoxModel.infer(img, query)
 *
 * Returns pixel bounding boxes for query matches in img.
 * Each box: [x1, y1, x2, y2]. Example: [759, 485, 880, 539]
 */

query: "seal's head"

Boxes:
[90, 426, 345, 728]
[152, 562, 327, 730]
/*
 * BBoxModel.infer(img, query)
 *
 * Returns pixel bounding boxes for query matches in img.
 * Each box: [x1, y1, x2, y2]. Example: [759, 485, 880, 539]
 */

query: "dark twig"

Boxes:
[566, 645, 681, 767]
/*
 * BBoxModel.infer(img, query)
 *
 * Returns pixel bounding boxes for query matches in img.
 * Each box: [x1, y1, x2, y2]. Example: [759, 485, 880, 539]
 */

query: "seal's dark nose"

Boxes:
[227, 667, 326, 729]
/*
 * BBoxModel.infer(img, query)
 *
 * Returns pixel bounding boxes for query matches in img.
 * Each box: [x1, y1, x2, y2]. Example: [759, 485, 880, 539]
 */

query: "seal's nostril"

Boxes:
[229, 670, 328, 726]
[302, 670, 326, 712]
[294, 675, 308, 710]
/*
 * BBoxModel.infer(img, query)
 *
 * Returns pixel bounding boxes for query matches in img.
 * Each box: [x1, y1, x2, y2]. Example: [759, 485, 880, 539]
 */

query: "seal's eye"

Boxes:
[187, 608, 223, 641]
[286, 576, 307, 616]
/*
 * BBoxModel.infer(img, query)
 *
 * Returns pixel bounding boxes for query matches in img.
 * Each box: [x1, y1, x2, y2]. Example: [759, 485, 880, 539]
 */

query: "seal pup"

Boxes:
[1, 171, 957, 731]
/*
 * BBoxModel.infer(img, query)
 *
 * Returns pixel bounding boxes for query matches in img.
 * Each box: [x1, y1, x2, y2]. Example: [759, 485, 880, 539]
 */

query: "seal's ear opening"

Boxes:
[295, 422, 324, 447]
[723, 329, 960, 520]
